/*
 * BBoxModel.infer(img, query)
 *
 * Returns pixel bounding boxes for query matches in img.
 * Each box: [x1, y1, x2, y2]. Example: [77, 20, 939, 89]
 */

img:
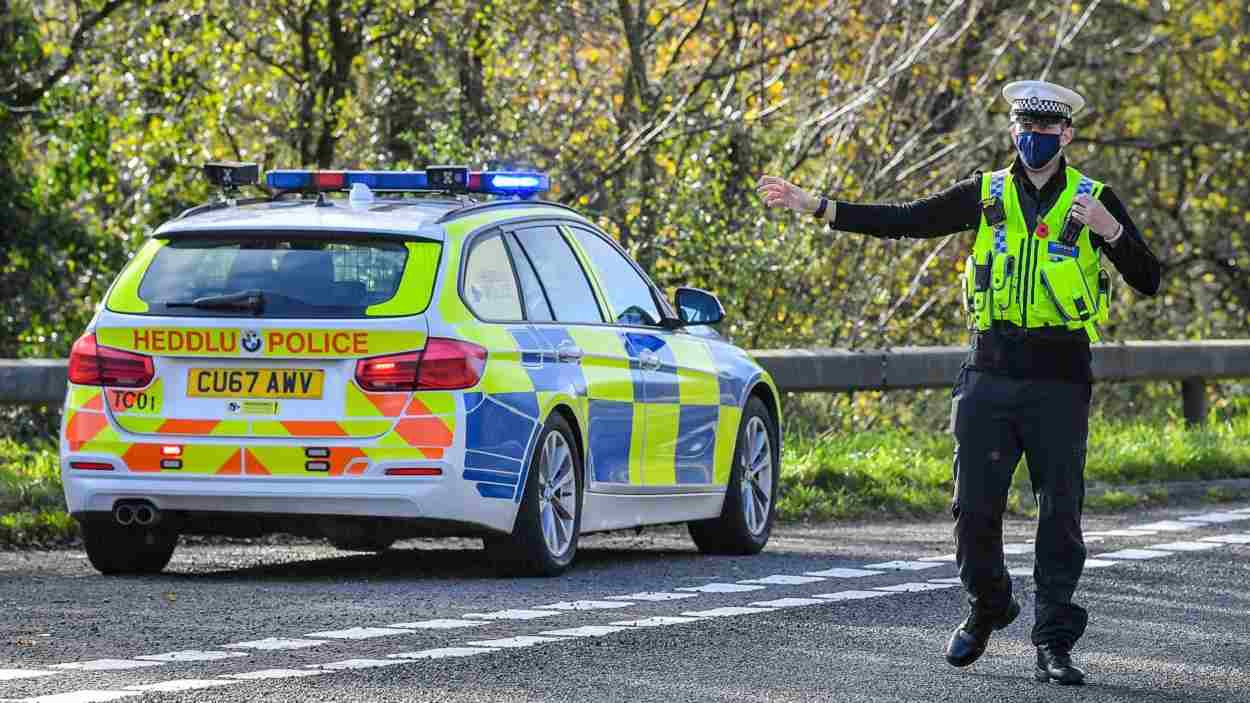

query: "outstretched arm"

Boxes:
[757, 175, 983, 239]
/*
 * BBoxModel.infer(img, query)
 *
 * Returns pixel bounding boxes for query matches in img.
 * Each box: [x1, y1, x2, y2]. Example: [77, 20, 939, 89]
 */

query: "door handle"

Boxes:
[639, 350, 662, 371]
[556, 342, 584, 363]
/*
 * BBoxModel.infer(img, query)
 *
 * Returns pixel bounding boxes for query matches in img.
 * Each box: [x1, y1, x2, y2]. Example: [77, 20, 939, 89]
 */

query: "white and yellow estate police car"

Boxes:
[60, 163, 782, 576]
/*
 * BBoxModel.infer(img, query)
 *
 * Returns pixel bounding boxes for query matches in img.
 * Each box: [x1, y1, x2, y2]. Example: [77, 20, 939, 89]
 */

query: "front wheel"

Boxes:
[688, 396, 778, 555]
[484, 412, 583, 577]
[82, 519, 179, 575]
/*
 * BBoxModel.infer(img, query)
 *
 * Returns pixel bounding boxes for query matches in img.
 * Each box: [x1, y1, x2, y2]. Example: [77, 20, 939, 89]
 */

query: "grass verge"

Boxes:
[778, 413, 1250, 522]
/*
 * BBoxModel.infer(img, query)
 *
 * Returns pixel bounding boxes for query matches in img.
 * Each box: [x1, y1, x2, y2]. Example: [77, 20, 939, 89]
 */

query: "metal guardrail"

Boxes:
[4, 340, 1249, 423]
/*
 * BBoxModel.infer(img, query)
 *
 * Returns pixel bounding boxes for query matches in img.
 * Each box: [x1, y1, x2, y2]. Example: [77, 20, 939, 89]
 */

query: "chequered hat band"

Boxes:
[1010, 96, 1072, 118]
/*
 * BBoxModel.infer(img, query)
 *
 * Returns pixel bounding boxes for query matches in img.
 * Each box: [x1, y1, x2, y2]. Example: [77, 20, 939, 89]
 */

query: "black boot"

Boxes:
[944, 596, 1021, 667]
[1035, 645, 1086, 685]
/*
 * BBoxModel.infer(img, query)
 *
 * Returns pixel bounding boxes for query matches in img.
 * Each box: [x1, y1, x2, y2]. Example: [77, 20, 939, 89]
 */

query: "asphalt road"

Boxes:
[3, 501, 1250, 703]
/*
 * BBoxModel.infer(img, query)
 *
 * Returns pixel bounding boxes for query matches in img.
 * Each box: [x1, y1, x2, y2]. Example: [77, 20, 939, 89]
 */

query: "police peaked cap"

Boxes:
[1002, 80, 1085, 121]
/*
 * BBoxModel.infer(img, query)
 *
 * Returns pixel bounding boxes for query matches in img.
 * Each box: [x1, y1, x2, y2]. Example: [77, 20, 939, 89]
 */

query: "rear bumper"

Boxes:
[61, 465, 519, 535]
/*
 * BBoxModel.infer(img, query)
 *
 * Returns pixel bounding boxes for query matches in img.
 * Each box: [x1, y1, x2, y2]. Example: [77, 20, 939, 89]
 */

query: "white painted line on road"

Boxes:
[308, 659, 408, 670]
[1008, 567, 1033, 577]
[675, 583, 766, 593]
[462, 609, 562, 621]
[50, 660, 163, 672]
[1129, 521, 1197, 532]
[465, 636, 563, 649]
[124, 679, 239, 692]
[749, 597, 829, 608]
[1097, 549, 1174, 560]
[389, 647, 500, 659]
[221, 668, 325, 680]
[1085, 525, 1160, 535]
[1179, 512, 1250, 524]
[1147, 541, 1223, 552]
[1200, 534, 1250, 544]
[929, 577, 963, 585]
[1083, 559, 1121, 568]
[813, 590, 893, 601]
[804, 568, 884, 578]
[0, 669, 57, 681]
[919, 555, 957, 562]
[223, 637, 326, 650]
[682, 606, 776, 618]
[1003, 544, 1035, 555]
[611, 616, 700, 627]
[606, 592, 699, 602]
[874, 582, 958, 593]
[540, 625, 631, 638]
[738, 575, 826, 585]
[535, 600, 635, 611]
[304, 627, 413, 640]
[863, 561, 943, 571]
[388, 619, 486, 630]
[16, 691, 140, 702]
[134, 650, 250, 663]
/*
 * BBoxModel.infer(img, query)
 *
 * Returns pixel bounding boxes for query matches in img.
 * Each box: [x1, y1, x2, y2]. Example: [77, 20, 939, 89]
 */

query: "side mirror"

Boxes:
[674, 287, 725, 327]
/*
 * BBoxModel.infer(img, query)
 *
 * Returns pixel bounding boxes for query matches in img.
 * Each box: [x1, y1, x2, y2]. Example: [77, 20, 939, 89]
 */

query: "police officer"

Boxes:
[757, 80, 1161, 685]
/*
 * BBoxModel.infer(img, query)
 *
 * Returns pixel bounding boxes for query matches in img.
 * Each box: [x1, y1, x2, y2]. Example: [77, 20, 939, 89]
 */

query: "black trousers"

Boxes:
[950, 368, 1091, 649]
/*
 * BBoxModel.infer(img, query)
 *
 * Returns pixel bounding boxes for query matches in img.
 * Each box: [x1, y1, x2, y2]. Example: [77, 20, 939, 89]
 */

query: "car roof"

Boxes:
[153, 199, 462, 239]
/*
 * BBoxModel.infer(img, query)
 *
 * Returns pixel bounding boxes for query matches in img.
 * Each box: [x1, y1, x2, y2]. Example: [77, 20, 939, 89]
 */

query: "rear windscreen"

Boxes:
[129, 236, 440, 318]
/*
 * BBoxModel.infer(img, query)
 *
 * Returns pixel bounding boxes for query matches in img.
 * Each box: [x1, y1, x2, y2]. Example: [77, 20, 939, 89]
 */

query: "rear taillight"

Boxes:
[354, 338, 487, 392]
[417, 338, 487, 390]
[67, 333, 154, 388]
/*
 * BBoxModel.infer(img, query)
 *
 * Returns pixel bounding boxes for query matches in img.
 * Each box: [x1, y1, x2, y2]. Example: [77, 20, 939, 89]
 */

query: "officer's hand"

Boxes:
[757, 175, 820, 214]
[1070, 194, 1120, 240]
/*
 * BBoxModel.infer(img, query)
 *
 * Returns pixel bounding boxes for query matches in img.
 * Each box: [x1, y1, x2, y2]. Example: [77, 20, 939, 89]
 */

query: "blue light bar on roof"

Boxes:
[265, 168, 549, 198]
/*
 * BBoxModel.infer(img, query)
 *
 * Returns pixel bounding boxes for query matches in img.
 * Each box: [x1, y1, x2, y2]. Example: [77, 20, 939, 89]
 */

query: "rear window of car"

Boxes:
[119, 235, 441, 318]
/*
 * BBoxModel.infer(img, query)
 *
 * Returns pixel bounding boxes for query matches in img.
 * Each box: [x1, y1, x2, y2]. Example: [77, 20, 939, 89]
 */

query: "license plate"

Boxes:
[187, 368, 324, 399]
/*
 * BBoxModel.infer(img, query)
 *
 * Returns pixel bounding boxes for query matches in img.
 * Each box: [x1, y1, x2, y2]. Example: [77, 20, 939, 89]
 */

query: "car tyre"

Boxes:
[82, 519, 178, 575]
[688, 396, 778, 555]
[484, 412, 583, 577]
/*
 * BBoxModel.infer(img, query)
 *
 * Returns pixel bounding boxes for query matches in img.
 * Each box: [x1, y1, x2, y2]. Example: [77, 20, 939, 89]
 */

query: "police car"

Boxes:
[60, 163, 782, 576]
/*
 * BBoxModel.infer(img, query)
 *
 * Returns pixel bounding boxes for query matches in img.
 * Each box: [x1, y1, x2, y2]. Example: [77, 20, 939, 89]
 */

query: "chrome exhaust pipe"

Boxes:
[133, 503, 157, 526]
[113, 503, 135, 526]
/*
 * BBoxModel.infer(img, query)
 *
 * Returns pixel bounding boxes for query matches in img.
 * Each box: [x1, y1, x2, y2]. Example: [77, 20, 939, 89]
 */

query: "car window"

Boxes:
[511, 226, 603, 323]
[133, 236, 431, 318]
[568, 227, 662, 326]
[505, 233, 554, 322]
[463, 233, 523, 321]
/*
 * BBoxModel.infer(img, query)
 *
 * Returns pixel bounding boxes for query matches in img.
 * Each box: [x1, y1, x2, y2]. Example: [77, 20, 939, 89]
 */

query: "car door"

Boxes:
[507, 225, 644, 488]
[564, 226, 722, 488]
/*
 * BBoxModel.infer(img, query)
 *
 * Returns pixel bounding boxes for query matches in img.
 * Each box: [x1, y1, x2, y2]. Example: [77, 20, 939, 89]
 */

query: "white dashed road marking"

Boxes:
[1085, 529, 1158, 537]
[309, 659, 408, 670]
[462, 609, 563, 621]
[50, 660, 163, 672]
[123, 679, 239, 692]
[465, 636, 563, 649]
[814, 590, 893, 601]
[1180, 512, 1250, 524]
[223, 637, 326, 650]
[1148, 541, 1222, 552]
[17, 690, 140, 702]
[1003, 543, 1035, 555]
[929, 577, 964, 585]
[611, 616, 700, 627]
[804, 567, 884, 578]
[1082, 559, 1122, 568]
[539, 625, 631, 638]
[1129, 521, 1197, 532]
[863, 561, 944, 571]
[388, 619, 486, 630]
[683, 606, 776, 618]
[919, 554, 957, 562]
[738, 575, 826, 585]
[874, 582, 958, 593]
[0, 669, 57, 681]
[535, 600, 635, 611]
[676, 583, 766, 593]
[749, 598, 829, 608]
[1097, 549, 1174, 560]
[1201, 533, 1250, 544]
[388, 647, 499, 659]
[134, 650, 249, 662]
[606, 592, 699, 601]
[304, 627, 414, 640]
[221, 668, 325, 680]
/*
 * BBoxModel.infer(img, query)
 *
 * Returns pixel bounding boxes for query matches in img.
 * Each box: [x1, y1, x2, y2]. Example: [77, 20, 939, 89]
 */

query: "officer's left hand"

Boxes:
[1070, 194, 1120, 240]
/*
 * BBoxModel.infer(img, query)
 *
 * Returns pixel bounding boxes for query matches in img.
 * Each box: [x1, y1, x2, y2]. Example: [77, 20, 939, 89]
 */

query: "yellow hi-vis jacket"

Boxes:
[964, 165, 1112, 342]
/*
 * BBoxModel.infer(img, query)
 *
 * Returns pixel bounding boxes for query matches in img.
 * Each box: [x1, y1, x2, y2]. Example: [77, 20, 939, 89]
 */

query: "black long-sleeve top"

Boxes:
[829, 157, 1162, 382]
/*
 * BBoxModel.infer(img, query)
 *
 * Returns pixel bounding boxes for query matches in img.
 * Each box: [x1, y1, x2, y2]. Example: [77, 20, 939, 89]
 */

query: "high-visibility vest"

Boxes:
[964, 165, 1112, 342]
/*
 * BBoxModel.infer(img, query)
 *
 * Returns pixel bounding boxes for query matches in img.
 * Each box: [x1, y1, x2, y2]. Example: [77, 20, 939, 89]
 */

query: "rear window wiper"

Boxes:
[165, 290, 265, 314]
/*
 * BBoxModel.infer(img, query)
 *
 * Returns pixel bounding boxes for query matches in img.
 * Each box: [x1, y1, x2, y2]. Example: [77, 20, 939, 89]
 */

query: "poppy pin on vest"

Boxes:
[1036, 222, 1051, 239]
